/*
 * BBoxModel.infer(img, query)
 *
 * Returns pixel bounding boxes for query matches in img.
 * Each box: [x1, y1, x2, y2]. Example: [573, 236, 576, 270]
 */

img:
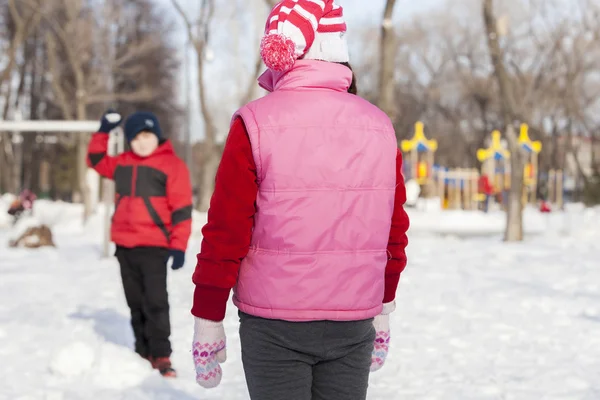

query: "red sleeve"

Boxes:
[167, 160, 193, 252]
[87, 133, 119, 179]
[383, 149, 410, 304]
[191, 117, 258, 321]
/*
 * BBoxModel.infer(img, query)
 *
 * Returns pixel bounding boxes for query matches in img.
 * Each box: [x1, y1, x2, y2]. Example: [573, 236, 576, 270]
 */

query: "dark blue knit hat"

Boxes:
[124, 111, 162, 142]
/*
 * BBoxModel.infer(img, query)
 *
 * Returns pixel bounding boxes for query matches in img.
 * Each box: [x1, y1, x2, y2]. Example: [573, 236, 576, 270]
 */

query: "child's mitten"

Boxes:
[168, 249, 185, 270]
[98, 109, 122, 133]
[370, 301, 395, 372]
[193, 317, 227, 389]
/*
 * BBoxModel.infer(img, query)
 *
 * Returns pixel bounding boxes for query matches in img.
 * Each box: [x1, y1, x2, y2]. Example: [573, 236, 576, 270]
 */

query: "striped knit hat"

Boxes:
[261, 0, 349, 72]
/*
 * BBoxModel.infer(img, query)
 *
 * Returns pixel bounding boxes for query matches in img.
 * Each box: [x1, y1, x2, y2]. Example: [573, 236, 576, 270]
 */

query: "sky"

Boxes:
[153, 0, 587, 142]
[162, 0, 447, 141]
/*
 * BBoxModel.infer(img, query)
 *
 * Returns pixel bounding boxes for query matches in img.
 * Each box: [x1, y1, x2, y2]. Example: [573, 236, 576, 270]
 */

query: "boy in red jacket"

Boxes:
[87, 110, 193, 377]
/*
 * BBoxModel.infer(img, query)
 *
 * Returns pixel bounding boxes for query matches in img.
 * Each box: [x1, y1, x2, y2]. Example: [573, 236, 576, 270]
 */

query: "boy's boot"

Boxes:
[152, 357, 177, 378]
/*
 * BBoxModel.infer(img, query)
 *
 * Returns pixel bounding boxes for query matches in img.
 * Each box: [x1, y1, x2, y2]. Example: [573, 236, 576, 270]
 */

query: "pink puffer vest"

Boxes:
[232, 60, 397, 322]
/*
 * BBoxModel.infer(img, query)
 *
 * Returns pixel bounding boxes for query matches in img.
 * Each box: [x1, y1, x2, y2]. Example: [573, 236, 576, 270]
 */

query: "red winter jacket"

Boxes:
[191, 118, 410, 321]
[87, 133, 193, 251]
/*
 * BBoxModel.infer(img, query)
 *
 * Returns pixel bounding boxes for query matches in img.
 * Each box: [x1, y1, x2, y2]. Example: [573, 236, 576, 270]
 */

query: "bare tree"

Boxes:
[346, 0, 600, 205]
[171, 0, 218, 211]
[0, 0, 41, 89]
[0, 0, 42, 193]
[172, 0, 267, 210]
[377, 0, 398, 123]
[482, 0, 525, 241]
[43, 0, 162, 220]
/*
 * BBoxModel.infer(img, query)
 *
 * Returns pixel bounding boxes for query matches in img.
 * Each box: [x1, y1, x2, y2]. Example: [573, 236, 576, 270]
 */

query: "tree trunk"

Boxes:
[551, 124, 559, 171]
[39, 159, 51, 198]
[482, 0, 524, 241]
[12, 131, 23, 194]
[378, 0, 398, 122]
[504, 124, 524, 241]
[30, 28, 50, 197]
[195, 39, 219, 212]
[0, 81, 14, 193]
[172, 0, 230, 211]
[1, 134, 16, 194]
[21, 37, 37, 192]
[592, 129, 599, 175]
[0, 136, 4, 193]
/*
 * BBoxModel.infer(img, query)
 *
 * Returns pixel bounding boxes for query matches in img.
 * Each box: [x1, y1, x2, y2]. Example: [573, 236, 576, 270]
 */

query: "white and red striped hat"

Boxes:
[260, 0, 349, 72]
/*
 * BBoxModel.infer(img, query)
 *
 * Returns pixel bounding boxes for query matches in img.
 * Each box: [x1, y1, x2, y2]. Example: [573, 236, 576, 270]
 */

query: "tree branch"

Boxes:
[45, 32, 74, 120]
[86, 87, 158, 105]
[171, 0, 196, 45]
[0, 0, 42, 88]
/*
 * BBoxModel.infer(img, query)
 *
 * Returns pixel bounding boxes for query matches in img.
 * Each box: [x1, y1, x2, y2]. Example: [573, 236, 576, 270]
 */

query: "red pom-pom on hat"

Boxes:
[260, 33, 296, 72]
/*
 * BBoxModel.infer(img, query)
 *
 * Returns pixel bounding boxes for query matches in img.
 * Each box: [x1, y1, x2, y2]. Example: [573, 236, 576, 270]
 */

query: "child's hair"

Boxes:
[337, 62, 358, 95]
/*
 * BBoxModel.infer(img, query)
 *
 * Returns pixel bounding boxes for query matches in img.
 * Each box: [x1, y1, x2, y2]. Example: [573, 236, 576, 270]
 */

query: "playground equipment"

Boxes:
[398, 121, 559, 212]
[401, 122, 438, 194]
[476, 127, 543, 208]
[518, 124, 542, 205]
[477, 130, 511, 203]
[433, 166, 480, 210]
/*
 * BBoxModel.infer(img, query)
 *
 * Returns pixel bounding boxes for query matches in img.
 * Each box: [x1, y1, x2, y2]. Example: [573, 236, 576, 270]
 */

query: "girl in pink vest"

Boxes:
[191, 1, 409, 398]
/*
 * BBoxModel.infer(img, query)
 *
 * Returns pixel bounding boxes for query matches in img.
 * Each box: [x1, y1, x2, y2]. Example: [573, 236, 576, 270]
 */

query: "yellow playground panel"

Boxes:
[477, 130, 510, 194]
[518, 123, 542, 204]
[401, 121, 438, 190]
[477, 125, 543, 206]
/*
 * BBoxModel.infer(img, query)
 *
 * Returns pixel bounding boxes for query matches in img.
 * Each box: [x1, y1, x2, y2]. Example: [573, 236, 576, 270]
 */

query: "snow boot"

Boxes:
[153, 357, 177, 378]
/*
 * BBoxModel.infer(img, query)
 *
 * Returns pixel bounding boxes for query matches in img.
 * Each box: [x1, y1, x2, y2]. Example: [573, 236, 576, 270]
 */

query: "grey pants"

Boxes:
[239, 311, 375, 400]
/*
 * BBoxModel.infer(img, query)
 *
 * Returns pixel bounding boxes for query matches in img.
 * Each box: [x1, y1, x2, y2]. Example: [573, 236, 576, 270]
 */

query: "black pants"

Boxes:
[239, 311, 375, 400]
[115, 246, 171, 358]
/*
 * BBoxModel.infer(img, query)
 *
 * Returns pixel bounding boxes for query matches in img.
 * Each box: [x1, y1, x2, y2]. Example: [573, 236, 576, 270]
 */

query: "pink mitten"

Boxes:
[370, 301, 394, 372]
[192, 317, 227, 388]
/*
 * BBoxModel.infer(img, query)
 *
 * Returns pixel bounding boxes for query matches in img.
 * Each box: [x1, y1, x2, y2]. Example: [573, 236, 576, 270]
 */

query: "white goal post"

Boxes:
[0, 119, 124, 258]
[0, 120, 100, 132]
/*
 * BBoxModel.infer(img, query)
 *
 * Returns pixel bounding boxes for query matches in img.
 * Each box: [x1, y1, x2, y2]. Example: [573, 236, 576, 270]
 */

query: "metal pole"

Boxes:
[12, 111, 23, 193]
[103, 130, 114, 258]
[102, 173, 113, 258]
[102, 127, 125, 258]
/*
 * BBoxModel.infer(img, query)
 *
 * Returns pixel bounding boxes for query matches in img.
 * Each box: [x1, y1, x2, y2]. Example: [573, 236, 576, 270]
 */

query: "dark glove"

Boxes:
[98, 109, 122, 133]
[168, 249, 185, 270]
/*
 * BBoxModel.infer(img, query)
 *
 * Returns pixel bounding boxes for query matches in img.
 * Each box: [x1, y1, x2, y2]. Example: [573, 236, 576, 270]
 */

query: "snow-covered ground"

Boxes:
[1, 198, 599, 399]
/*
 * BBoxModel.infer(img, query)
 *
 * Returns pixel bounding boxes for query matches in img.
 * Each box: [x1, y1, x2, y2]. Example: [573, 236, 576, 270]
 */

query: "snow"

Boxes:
[0, 193, 16, 228]
[1, 196, 599, 399]
[405, 179, 421, 206]
[49, 342, 96, 378]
